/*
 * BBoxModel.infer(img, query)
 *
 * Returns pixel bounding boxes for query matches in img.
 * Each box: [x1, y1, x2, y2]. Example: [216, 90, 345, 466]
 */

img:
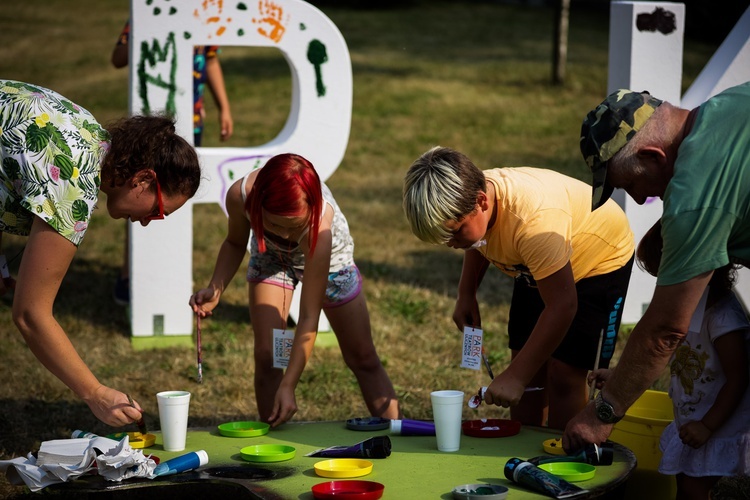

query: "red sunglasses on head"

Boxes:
[145, 177, 165, 221]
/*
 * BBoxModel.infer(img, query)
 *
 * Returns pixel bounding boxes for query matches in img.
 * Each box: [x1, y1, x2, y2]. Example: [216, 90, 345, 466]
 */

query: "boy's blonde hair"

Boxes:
[402, 146, 486, 244]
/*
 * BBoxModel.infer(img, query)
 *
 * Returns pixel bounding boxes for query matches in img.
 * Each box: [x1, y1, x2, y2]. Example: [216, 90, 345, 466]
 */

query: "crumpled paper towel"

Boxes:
[0, 434, 157, 492]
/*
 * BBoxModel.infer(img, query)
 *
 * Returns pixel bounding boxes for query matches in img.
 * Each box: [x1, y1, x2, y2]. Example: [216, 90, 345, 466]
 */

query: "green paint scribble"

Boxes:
[169, 6, 177, 15]
[146, 0, 153, 5]
[300, 23, 306, 31]
[237, 2, 247, 10]
[137, 32, 178, 116]
[228, 170, 235, 180]
[154, 7, 161, 15]
[238, 28, 245, 36]
[307, 39, 328, 98]
[184, 32, 192, 39]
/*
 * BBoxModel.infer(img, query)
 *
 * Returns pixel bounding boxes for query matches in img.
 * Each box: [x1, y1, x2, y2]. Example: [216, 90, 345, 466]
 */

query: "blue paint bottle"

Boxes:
[504, 457, 587, 499]
[153, 450, 209, 477]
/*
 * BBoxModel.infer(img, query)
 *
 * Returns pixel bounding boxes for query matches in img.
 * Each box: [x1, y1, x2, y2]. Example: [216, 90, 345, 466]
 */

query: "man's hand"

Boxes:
[562, 401, 614, 453]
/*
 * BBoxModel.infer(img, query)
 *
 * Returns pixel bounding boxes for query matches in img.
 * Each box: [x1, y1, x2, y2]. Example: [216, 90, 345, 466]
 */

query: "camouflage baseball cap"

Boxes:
[581, 89, 663, 210]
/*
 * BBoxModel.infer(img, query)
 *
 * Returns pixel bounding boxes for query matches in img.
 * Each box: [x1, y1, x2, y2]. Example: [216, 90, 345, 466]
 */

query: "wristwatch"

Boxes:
[594, 392, 623, 424]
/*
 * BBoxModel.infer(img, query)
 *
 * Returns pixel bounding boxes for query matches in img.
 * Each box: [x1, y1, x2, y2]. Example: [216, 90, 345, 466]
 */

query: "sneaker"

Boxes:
[113, 276, 130, 306]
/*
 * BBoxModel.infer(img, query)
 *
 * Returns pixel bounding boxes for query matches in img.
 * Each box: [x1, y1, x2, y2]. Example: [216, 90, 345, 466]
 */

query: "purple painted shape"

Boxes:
[215, 154, 271, 213]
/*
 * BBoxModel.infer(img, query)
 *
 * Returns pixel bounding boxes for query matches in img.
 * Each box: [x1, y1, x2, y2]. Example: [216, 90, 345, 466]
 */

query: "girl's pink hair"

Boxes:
[247, 153, 323, 255]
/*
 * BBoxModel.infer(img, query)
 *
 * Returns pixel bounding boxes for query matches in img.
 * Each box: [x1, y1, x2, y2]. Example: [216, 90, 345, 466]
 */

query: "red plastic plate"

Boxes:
[462, 419, 521, 438]
[311, 480, 385, 500]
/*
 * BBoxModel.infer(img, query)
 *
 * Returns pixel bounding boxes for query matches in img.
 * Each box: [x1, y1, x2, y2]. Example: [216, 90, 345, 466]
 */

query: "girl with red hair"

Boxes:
[190, 153, 400, 426]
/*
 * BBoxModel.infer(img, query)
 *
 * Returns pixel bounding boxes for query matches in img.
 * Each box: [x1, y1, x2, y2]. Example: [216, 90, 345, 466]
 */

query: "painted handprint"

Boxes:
[193, 0, 234, 38]
[253, 0, 288, 43]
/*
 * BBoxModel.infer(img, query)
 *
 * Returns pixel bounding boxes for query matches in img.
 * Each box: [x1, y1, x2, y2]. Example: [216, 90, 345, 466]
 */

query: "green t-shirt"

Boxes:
[659, 82, 750, 285]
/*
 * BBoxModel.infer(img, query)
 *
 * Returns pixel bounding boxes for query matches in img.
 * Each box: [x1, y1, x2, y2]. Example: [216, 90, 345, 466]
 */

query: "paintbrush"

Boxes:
[127, 394, 147, 435]
[589, 328, 605, 400]
[468, 348, 496, 408]
[196, 313, 203, 384]
[481, 346, 495, 380]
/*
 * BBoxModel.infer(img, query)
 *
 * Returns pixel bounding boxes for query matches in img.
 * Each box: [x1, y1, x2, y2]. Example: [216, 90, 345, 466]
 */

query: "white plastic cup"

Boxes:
[430, 390, 464, 452]
[157, 390, 191, 451]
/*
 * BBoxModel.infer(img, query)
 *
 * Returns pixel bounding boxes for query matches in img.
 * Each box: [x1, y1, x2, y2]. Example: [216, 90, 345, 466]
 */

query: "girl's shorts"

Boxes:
[507, 255, 634, 371]
[247, 255, 362, 308]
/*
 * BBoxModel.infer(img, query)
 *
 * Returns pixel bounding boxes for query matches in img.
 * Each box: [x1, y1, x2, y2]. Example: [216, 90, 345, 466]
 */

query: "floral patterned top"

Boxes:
[0, 80, 110, 246]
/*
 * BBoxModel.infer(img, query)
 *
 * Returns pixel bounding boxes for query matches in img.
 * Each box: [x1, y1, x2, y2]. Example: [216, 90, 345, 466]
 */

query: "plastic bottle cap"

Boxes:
[195, 450, 209, 466]
[389, 419, 402, 434]
[513, 461, 534, 481]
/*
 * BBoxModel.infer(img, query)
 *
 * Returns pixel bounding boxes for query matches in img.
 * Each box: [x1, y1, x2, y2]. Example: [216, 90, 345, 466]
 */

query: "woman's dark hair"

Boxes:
[102, 115, 201, 198]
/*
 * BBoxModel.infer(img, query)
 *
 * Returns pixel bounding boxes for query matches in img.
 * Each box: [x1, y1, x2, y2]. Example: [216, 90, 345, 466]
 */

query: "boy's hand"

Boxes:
[452, 296, 481, 332]
[484, 373, 525, 408]
[679, 420, 712, 448]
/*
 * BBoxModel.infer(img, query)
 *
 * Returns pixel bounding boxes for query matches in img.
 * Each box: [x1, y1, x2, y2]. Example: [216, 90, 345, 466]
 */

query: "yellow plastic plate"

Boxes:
[218, 421, 270, 438]
[107, 432, 156, 449]
[539, 462, 596, 482]
[240, 444, 296, 463]
[314, 459, 373, 478]
[542, 438, 566, 456]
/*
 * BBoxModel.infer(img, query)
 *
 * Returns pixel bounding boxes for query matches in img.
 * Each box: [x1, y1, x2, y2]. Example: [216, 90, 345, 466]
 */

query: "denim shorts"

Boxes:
[247, 256, 362, 309]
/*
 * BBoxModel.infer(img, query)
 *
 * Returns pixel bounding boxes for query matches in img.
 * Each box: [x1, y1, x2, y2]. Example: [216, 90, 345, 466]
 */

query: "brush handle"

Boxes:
[589, 329, 604, 400]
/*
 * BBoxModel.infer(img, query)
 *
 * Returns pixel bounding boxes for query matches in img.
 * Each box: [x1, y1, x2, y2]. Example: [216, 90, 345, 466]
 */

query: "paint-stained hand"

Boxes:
[484, 373, 525, 408]
[189, 286, 221, 317]
[268, 386, 297, 428]
[562, 402, 613, 453]
[679, 420, 712, 449]
[85, 385, 144, 427]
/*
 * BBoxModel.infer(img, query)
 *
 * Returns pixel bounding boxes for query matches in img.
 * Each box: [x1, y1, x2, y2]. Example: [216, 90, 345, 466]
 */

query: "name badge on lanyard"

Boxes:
[461, 326, 483, 371]
[272, 328, 295, 369]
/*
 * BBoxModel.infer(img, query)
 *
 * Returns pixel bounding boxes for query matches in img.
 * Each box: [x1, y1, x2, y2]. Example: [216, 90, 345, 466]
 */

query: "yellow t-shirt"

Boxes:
[478, 168, 634, 282]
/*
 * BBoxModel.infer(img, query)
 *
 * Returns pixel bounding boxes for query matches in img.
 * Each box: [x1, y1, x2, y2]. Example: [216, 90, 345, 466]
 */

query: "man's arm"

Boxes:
[562, 270, 712, 451]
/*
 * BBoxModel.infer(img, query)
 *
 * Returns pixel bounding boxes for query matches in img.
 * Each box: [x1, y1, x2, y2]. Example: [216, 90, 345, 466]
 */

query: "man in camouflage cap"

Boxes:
[580, 89, 662, 210]
[563, 83, 750, 453]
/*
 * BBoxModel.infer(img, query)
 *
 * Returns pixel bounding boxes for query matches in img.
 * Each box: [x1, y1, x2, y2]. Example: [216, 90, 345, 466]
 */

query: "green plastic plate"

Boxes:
[241, 444, 296, 463]
[218, 421, 270, 438]
[539, 462, 596, 482]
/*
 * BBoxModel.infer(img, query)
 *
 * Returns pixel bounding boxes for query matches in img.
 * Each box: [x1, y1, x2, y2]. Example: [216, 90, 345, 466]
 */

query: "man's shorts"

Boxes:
[247, 253, 362, 309]
[507, 255, 634, 371]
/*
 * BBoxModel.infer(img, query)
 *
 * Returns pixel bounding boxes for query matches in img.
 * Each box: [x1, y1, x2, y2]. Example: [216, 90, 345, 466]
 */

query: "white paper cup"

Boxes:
[430, 390, 464, 452]
[157, 390, 191, 451]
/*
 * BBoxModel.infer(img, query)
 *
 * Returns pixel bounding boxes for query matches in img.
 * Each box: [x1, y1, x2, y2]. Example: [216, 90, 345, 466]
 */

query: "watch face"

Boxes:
[595, 393, 619, 423]
[597, 403, 615, 421]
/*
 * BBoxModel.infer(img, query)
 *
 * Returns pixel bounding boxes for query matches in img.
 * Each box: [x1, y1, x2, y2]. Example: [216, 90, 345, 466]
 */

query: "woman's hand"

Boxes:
[84, 385, 144, 427]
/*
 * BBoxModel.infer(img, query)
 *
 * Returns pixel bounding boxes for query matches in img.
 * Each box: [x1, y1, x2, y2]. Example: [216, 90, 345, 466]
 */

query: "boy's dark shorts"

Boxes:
[507, 254, 634, 371]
